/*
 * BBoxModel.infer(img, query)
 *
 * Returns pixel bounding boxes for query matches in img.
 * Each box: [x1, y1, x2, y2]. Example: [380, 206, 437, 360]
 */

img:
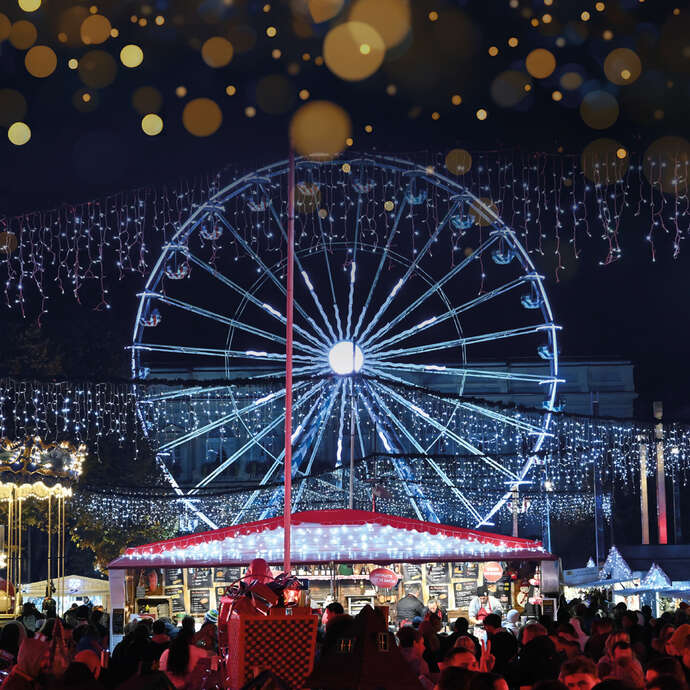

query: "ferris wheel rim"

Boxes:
[131, 154, 561, 532]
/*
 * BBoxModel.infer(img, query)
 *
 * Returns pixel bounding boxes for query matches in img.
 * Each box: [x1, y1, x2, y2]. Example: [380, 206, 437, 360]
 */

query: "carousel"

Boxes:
[0, 437, 85, 618]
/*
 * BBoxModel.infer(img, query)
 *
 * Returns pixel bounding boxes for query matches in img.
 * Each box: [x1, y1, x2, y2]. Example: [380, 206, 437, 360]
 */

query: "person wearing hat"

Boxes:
[468, 586, 502, 626]
[193, 610, 218, 654]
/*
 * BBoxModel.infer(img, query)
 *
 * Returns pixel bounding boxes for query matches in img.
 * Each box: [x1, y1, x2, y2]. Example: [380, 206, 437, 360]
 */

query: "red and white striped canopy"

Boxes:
[108, 510, 553, 569]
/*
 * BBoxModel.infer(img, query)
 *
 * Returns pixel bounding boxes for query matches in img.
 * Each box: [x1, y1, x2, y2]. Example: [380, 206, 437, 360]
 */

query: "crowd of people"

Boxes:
[2, 595, 690, 689]
[0, 601, 220, 690]
[392, 596, 690, 690]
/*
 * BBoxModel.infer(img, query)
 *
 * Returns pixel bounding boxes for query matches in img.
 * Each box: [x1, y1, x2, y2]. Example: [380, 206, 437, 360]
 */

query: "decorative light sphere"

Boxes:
[328, 341, 363, 375]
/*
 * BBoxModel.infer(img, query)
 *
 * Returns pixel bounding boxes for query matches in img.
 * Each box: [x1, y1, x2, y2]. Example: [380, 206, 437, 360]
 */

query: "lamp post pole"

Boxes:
[283, 148, 295, 574]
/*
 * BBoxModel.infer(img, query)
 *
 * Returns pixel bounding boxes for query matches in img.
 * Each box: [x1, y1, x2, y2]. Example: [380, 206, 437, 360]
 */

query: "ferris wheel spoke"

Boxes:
[212, 212, 331, 347]
[335, 378, 349, 466]
[369, 378, 519, 481]
[370, 323, 560, 361]
[138, 291, 320, 356]
[158, 382, 309, 453]
[249, 364, 331, 380]
[130, 342, 313, 363]
[366, 276, 530, 355]
[182, 251, 326, 351]
[292, 380, 344, 510]
[315, 212, 344, 340]
[364, 380, 484, 524]
[474, 459, 537, 528]
[362, 360, 563, 386]
[351, 192, 410, 341]
[266, 203, 338, 343]
[139, 385, 231, 404]
[190, 379, 326, 492]
[360, 233, 501, 350]
[357, 199, 462, 345]
[298, 268, 338, 343]
[232, 382, 329, 523]
[263, 381, 341, 517]
[345, 175, 366, 340]
[357, 383, 439, 522]
[366, 366, 550, 437]
[153, 453, 219, 529]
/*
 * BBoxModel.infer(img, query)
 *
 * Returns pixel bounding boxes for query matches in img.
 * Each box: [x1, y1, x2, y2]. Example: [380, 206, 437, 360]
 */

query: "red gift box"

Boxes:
[224, 608, 318, 690]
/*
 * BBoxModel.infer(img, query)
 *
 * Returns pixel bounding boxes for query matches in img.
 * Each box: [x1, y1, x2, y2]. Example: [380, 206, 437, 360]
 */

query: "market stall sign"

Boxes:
[370, 568, 398, 589]
[483, 562, 504, 583]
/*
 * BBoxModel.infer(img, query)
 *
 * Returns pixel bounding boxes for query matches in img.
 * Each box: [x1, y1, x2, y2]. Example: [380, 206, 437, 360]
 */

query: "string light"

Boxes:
[1, 150, 689, 322]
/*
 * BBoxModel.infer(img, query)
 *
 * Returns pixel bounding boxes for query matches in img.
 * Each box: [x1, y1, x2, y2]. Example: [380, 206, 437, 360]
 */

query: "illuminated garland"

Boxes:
[1, 150, 688, 318]
[4, 376, 690, 486]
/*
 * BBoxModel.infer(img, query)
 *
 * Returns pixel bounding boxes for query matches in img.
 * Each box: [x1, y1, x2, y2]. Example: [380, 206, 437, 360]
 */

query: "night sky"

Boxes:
[1, 0, 689, 419]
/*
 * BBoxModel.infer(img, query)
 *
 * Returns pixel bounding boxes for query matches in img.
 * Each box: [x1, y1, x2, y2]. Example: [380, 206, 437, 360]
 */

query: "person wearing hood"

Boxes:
[1, 638, 47, 690]
[502, 610, 521, 638]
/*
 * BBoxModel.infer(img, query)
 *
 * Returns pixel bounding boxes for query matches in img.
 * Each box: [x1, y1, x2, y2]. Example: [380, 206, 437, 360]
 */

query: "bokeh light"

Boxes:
[581, 138, 629, 182]
[132, 86, 162, 114]
[491, 70, 531, 107]
[476, 108, 488, 120]
[384, 200, 395, 211]
[9, 20, 37, 49]
[79, 50, 117, 88]
[604, 48, 642, 85]
[201, 37, 234, 68]
[525, 49, 556, 78]
[120, 44, 143, 68]
[8, 122, 31, 146]
[225, 85, 236, 96]
[308, 0, 344, 23]
[227, 26, 256, 55]
[18, 0, 41, 12]
[73, 88, 98, 112]
[24, 45, 57, 78]
[266, 26, 277, 37]
[245, 106, 256, 117]
[445, 148, 472, 175]
[80, 14, 111, 45]
[256, 74, 295, 114]
[469, 197, 498, 226]
[0, 232, 18, 255]
[289, 100, 352, 160]
[552, 90, 563, 101]
[0, 89, 27, 127]
[348, 0, 411, 50]
[0, 14, 11, 41]
[57, 6, 90, 47]
[323, 21, 385, 81]
[560, 71, 583, 90]
[68, 58, 78, 70]
[182, 98, 222, 137]
[141, 113, 163, 136]
[580, 90, 619, 129]
[175, 86, 187, 98]
[643, 137, 690, 194]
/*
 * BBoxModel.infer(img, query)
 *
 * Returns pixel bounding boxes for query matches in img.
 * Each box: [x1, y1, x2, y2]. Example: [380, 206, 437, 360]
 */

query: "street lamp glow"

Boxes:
[328, 341, 363, 375]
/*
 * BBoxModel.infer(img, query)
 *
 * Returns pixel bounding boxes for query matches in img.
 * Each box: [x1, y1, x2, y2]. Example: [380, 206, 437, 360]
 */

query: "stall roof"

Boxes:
[108, 510, 553, 569]
[614, 545, 690, 583]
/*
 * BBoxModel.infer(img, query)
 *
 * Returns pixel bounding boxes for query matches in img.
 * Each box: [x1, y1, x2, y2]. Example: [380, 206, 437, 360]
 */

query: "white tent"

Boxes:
[21, 574, 110, 612]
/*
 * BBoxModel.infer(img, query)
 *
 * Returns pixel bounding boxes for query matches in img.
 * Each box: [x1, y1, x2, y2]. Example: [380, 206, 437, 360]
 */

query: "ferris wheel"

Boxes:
[131, 154, 561, 531]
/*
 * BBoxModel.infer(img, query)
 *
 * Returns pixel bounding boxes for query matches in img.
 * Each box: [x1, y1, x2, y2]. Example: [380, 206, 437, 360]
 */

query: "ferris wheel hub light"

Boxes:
[328, 341, 364, 375]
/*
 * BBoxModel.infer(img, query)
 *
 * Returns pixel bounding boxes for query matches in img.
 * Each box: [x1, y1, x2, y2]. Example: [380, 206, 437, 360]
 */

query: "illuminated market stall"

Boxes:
[108, 509, 556, 648]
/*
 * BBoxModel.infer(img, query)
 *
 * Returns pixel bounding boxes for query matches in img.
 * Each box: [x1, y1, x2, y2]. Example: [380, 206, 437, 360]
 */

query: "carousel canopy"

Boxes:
[107, 510, 553, 569]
